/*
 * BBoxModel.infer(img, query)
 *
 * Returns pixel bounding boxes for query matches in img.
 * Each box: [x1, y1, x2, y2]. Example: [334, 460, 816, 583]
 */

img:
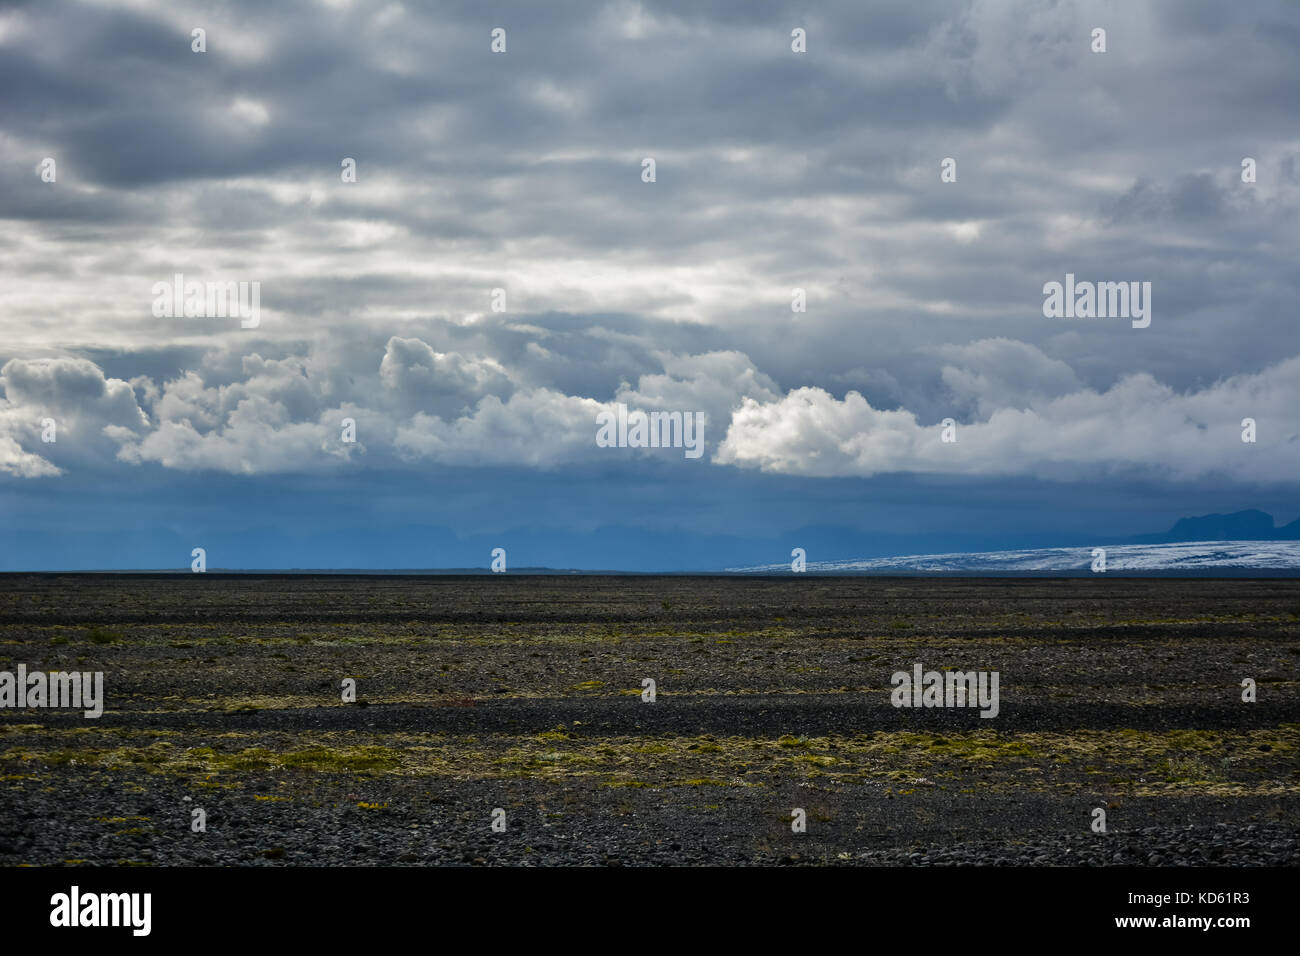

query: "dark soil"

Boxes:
[1, 574, 1297, 865]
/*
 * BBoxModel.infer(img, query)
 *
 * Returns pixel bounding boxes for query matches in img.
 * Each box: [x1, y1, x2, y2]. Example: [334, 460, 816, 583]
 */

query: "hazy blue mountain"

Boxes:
[1135, 509, 1285, 543]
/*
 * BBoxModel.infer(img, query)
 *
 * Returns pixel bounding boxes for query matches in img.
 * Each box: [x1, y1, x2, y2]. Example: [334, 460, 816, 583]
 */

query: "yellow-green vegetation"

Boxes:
[535, 727, 574, 742]
[86, 626, 123, 644]
[1151, 755, 1228, 784]
[182, 745, 405, 773]
[2, 725, 1297, 797]
[216, 696, 325, 713]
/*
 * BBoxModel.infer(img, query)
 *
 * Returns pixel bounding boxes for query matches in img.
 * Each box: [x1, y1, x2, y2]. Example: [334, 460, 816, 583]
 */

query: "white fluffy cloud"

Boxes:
[0, 339, 767, 475]
[113, 353, 365, 474]
[717, 344, 1300, 481]
[393, 389, 607, 467]
[0, 357, 148, 476]
[379, 336, 514, 416]
[6, 337, 1297, 484]
[0, 434, 60, 478]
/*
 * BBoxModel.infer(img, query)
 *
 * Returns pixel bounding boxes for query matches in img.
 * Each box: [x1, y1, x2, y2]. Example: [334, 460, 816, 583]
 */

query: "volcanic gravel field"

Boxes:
[1, 574, 1298, 866]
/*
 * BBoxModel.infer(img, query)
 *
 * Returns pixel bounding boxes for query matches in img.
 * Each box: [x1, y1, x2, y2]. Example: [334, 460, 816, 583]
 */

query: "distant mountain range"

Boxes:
[1131, 509, 1300, 543]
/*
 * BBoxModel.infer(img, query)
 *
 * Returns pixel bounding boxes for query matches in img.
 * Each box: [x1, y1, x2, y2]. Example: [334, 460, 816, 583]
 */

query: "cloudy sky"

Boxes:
[2, 0, 1299, 570]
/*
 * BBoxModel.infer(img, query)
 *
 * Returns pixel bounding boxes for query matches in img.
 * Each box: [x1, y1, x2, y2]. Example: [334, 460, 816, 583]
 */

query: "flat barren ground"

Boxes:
[1, 574, 1298, 866]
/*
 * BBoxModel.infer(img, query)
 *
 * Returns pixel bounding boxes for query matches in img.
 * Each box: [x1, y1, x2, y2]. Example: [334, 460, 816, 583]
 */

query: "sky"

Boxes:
[2, 0, 1299, 571]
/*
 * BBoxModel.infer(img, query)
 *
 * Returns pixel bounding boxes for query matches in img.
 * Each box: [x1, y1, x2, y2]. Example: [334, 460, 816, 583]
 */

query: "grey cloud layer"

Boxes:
[2, 0, 1298, 483]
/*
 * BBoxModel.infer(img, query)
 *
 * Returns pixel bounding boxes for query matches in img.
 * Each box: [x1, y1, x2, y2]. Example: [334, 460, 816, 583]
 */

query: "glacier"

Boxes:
[727, 540, 1300, 574]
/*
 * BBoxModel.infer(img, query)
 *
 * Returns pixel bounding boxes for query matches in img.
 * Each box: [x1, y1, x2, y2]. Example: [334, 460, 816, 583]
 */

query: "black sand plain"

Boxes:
[1, 574, 1297, 866]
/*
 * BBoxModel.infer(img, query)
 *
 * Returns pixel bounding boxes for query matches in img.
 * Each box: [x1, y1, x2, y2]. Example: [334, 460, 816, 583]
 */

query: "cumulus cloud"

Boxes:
[388, 348, 778, 467]
[0, 338, 776, 474]
[113, 353, 367, 474]
[117, 408, 353, 474]
[0, 434, 60, 478]
[379, 336, 514, 417]
[7, 335, 1295, 488]
[613, 350, 781, 435]
[0, 357, 148, 476]
[717, 349, 1300, 482]
[1, 357, 146, 428]
[393, 389, 606, 467]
